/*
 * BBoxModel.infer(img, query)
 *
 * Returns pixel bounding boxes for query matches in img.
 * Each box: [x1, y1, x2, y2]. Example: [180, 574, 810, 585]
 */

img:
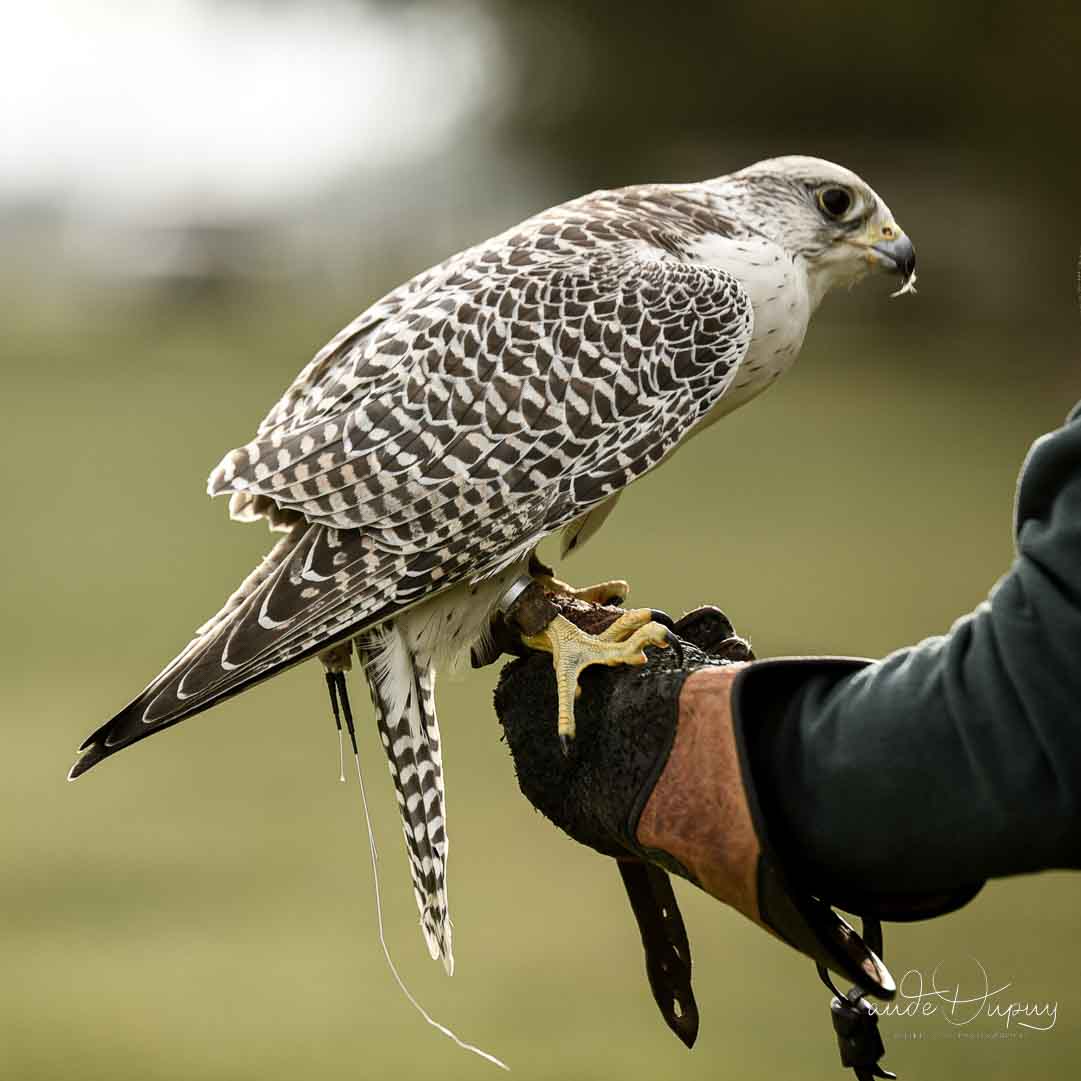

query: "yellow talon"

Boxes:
[522, 608, 669, 742]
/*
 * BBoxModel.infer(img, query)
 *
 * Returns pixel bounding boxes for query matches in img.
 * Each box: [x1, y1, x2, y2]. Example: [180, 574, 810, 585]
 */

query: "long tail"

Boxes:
[358, 622, 452, 974]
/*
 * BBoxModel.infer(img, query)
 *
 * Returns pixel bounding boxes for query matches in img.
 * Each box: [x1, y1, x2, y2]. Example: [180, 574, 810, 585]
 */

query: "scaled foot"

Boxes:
[522, 608, 669, 747]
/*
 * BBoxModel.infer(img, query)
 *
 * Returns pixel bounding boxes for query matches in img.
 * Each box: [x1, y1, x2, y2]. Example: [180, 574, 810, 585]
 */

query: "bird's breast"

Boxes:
[688, 232, 811, 423]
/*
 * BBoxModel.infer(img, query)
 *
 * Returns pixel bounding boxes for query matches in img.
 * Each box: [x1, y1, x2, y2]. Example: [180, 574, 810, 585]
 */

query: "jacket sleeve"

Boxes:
[732, 403, 1081, 899]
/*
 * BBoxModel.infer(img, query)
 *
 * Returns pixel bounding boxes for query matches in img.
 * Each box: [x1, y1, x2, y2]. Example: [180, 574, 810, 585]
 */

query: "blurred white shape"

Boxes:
[0, 0, 498, 221]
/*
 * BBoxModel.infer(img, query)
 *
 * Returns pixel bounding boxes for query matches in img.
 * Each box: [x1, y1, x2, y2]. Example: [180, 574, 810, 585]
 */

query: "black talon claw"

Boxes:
[559, 733, 573, 757]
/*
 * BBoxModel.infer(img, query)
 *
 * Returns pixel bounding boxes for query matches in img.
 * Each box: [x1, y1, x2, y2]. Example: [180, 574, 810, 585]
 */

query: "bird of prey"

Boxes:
[70, 156, 916, 975]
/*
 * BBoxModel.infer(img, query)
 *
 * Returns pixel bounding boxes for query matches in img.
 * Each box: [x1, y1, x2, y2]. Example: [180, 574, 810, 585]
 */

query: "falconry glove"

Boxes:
[495, 603, 895, 991]
[495, 597, 983, 1075]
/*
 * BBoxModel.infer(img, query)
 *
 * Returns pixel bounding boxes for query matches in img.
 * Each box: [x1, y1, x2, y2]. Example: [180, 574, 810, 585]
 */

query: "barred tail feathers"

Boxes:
[359, 623, 452, 974]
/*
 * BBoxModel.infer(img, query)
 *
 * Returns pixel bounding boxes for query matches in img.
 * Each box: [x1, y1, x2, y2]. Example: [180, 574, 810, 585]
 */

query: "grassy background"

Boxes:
[4, 254, 1080, 1080]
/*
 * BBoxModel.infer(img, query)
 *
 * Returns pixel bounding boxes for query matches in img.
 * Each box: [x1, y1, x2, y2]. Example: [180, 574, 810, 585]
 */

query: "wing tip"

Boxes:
[206, 447, 248, 498]
[67, 696, 159, 782]
[67, 741, 106, 781]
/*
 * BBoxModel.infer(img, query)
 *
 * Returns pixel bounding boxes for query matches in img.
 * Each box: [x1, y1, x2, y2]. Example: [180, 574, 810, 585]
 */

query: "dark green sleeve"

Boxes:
[734, 403, 1081, 899]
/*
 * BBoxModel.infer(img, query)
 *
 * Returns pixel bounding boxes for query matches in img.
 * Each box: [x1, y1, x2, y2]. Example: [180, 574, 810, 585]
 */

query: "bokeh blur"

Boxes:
[4, 2, 1080, 1078]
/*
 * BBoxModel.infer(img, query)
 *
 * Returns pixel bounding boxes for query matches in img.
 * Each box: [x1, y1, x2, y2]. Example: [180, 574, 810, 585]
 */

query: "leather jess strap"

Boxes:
[617, 860, 700, 1047]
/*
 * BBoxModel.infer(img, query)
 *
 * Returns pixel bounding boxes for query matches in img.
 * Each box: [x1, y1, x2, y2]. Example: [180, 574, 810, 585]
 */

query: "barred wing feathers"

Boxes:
[210, 188, 755, 557]
[70, 525, 385, 776]
[71, 188, 754, 779]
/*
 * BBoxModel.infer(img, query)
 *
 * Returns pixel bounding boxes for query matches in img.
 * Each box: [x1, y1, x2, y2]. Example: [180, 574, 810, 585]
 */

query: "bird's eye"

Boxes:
[816, 186, 853, 219]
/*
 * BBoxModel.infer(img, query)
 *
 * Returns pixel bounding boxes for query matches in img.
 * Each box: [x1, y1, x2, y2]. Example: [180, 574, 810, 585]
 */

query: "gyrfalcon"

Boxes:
[69, 156, 916, 975]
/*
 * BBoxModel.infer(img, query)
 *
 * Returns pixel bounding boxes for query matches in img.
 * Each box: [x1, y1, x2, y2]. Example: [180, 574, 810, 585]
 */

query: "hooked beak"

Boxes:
[868, 227, 917, 297]
[872, 232, 916, 279]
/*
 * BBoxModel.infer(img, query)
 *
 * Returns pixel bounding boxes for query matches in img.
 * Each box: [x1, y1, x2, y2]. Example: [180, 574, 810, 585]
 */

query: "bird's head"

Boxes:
[721, 155, 916, 307]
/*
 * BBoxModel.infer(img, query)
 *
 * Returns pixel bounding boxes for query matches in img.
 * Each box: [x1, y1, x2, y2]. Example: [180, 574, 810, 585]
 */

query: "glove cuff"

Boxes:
[634, 665, 897, 999]
[731, 658, 985, 923]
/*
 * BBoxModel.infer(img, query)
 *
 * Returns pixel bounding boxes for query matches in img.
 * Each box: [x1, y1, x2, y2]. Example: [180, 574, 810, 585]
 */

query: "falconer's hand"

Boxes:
[493, 600, 895, 1000]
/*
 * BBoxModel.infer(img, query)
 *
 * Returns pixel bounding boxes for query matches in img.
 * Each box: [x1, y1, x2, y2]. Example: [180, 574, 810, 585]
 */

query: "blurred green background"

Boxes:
[4, 2, 1081, 1079]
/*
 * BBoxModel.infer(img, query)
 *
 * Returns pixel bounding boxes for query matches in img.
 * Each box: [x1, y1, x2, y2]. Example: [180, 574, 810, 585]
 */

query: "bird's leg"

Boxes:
[536, 574, 630, 607]
[522, 609, 669, 747]
[527, 551, 629, 606]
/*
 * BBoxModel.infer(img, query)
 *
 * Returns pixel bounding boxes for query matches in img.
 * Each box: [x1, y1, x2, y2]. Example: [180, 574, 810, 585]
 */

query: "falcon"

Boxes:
[69, 156, 916, 976]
